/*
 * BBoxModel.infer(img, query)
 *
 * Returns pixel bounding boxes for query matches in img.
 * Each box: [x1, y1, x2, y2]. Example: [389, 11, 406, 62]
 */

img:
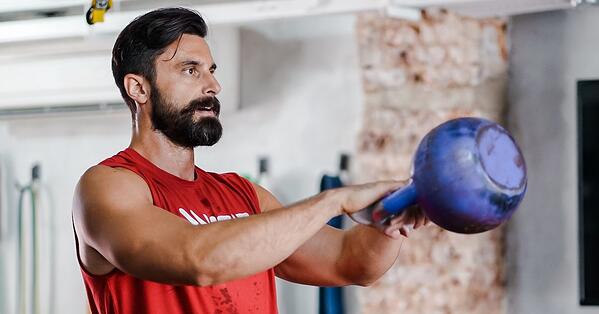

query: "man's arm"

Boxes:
[255, 183, 427, 287]
[72, 165, 401, 287]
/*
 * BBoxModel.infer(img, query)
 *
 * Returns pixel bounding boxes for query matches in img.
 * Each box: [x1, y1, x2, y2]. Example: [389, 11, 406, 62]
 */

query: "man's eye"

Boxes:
[185, 68, 196, 75]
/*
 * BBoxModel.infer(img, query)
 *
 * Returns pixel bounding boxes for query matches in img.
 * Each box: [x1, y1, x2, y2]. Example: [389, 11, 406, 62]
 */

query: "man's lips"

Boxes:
[194, 108, 217, 117]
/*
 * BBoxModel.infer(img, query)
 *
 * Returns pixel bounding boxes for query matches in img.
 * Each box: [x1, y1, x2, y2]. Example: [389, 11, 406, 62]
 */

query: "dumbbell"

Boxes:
[351, 117, 527, 234]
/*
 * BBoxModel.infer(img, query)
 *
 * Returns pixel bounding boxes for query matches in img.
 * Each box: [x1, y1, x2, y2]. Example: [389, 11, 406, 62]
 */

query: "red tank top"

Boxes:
[76, 148, 278, 314]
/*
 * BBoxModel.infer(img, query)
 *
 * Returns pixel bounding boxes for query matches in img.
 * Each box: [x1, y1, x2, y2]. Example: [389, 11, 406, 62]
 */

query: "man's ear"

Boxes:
[123, 74, 150, 105]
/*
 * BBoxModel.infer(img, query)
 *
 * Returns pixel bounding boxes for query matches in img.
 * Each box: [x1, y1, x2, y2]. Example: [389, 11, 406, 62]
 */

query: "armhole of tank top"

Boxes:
[72, 215, 118, 280]
[232, 173, 262, 214]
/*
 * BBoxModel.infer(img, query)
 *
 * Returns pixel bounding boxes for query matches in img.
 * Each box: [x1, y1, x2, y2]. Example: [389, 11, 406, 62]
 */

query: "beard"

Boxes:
[150, 84, 223, 148]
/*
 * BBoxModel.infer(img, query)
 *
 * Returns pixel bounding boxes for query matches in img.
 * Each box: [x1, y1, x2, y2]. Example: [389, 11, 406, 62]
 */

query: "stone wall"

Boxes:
[354, 10, 509, 314]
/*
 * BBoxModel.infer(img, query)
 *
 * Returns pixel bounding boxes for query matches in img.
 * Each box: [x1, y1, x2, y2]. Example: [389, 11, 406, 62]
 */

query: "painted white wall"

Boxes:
[209, 15, 364, 314]
[506, 6, 599, 314]
[0, 26, 240, 113]
[0, 14, 363, 314]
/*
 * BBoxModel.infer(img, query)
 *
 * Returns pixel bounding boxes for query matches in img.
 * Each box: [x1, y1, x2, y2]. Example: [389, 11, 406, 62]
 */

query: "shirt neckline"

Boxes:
[125, 147, 202, 187]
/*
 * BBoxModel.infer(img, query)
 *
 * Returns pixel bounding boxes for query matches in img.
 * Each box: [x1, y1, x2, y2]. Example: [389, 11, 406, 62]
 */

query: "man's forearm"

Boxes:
[339, 224, 403, 286]
[188, 191, 340, 286]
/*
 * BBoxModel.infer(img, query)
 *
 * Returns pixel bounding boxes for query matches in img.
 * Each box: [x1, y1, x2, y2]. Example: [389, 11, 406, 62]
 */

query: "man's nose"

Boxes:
[203, 75, 221, 96]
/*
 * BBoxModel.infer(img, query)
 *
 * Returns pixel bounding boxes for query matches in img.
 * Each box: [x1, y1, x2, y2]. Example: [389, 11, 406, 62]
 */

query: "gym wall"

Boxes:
[354, 10, 508, 314]
[0, 14, 364, 314]
[508, 7, 599, 314]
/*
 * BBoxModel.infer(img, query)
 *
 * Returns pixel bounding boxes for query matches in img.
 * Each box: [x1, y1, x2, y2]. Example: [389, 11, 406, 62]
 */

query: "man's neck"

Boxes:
[129, 120, 197, 181]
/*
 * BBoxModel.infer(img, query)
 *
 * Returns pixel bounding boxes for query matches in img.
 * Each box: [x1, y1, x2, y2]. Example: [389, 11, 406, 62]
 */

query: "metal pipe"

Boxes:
[16, 164, 44, 314]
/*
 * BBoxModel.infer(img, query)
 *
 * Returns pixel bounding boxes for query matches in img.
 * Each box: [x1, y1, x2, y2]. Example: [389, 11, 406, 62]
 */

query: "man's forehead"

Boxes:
[161, 34, 212, 63]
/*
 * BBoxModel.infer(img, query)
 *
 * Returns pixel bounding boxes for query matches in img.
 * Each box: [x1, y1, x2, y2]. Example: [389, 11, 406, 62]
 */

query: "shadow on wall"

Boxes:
[506, 9, 575, 314]
[0, 153, 13, 314]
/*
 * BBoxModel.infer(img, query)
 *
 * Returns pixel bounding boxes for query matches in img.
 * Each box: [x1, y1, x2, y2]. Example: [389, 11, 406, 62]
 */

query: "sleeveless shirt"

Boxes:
[76, 148, 278, 314]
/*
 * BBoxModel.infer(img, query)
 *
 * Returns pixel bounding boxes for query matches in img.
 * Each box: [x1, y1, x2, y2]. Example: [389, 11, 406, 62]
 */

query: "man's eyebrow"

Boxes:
[179, 60, 217, 71]
[179, 60, 202, 66]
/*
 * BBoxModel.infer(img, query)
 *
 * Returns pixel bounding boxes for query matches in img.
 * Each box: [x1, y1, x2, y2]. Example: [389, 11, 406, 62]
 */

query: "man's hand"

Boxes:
[333, 180, 405, 215]
[332, 180, 430, 239]
[256, 179, 429, 287]
[383, 205, 430, 239]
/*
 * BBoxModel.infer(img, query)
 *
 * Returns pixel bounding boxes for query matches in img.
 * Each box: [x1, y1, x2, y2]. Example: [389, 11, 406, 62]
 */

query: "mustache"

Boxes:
[182, 97, 221, 117]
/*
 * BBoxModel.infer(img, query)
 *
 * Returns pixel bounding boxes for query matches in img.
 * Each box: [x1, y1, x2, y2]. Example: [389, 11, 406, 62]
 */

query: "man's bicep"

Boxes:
[73, 166, 198, 284]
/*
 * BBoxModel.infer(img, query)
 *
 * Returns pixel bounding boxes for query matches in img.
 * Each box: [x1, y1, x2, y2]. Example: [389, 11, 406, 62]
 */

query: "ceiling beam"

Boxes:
[0, 0, 404, 44]
[391, 0, 576, 18]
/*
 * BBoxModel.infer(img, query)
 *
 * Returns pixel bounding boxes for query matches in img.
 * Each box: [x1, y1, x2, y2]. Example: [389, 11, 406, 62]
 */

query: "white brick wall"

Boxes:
[355, 11, 509, 314]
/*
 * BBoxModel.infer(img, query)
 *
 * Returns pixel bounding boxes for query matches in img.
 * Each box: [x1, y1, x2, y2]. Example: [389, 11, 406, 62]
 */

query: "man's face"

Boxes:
[150, 34, 223, 148]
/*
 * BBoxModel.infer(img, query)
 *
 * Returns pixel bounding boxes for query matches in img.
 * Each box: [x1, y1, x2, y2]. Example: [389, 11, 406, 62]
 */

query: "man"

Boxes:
[72, 7, 428, 314]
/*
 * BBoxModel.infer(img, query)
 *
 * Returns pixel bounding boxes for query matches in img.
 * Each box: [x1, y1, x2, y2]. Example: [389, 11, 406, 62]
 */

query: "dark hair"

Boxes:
[111, 7, 208, 117]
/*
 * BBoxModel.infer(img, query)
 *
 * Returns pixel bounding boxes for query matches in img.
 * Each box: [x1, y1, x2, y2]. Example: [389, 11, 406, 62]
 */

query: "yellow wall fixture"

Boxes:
[86, 0, 113, 25]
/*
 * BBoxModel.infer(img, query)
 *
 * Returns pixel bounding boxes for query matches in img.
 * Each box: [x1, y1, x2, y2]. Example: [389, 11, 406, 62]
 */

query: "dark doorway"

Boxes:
[578, 80, 599, 306]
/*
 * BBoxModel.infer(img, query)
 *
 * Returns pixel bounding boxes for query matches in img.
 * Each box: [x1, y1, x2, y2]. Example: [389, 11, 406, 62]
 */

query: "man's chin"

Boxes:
[195, 142, 218, 148]
[191, 128, 222, 147]
[193, 136, 221, 147]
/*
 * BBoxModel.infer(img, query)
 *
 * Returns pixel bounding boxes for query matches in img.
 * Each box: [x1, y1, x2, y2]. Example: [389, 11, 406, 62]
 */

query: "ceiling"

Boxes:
[0, 0, 585, 45]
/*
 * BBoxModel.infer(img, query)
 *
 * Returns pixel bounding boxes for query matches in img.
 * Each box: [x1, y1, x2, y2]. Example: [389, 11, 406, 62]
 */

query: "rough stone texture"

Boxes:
[354, 10, 508, 314]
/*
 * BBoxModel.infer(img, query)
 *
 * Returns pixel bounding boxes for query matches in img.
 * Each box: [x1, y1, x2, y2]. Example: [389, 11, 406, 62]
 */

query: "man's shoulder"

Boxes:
[82, 164, 143, 183]
[78, 165, 150, 200]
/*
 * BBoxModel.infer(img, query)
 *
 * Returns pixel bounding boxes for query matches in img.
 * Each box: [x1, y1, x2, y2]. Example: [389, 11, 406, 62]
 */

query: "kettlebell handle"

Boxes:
[350, 181, 418, 228]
